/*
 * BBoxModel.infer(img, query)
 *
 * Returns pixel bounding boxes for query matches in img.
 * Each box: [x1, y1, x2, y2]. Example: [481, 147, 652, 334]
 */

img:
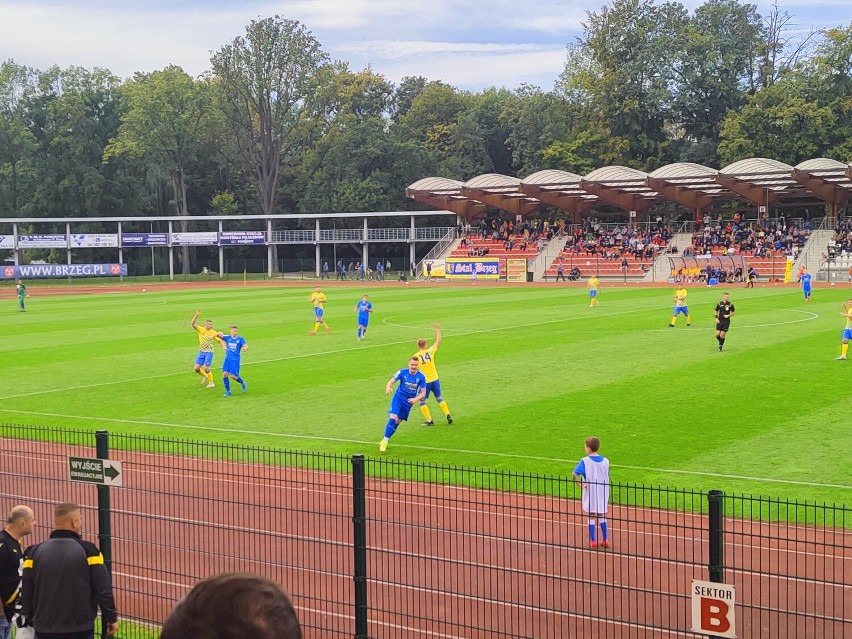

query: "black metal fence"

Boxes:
[1, 425, 849, 639]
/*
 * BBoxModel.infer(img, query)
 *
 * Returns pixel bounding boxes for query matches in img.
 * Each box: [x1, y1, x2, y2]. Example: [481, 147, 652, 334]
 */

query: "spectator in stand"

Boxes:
[160, 573, 302, 639]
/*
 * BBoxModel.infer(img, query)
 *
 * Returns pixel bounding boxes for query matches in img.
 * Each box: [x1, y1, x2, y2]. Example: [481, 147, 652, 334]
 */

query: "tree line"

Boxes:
[1, 0, 850, 226]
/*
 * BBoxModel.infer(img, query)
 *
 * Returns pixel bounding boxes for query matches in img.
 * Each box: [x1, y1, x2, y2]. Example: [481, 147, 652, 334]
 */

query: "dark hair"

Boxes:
[585, 437, 600, 453]
[160, 573, 301, 639]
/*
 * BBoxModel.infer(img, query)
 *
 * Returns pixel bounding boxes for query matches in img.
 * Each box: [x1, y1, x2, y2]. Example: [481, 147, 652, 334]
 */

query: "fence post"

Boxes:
[708, 489, 724, 583]
[95, 430, 112, 575]
[351, 454, 368, 638]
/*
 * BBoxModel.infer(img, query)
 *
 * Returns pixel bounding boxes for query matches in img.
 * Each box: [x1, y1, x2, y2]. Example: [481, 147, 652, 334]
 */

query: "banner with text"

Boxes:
[220, 231, 267, 245]
[70, 234, 119, 248]
[18, 235, 67, 248]
[445, 258, 500, 280]
[171, 232, 218, 246]
[0, 236, 14, 249]
[1, 263, 128, 279]
[121, 233, 169, 247]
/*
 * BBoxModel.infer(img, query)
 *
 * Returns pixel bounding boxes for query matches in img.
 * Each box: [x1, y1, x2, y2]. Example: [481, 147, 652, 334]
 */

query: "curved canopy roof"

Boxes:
[520, 170, 597, 215]
[646, 162, 723, 212]
[461, 173, 539, 217]
[581, 166, 657, 213]
[408, 157, 852, 219]
[405, 177, 486, 219]
[791, 158, 852, 206]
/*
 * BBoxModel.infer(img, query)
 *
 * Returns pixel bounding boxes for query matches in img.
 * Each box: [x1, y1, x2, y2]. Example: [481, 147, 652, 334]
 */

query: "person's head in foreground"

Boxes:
[160, 572, 301, 639]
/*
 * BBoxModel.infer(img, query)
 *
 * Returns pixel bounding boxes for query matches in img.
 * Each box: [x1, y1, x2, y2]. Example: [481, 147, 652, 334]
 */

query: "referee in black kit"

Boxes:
[714, 292, 736, 351]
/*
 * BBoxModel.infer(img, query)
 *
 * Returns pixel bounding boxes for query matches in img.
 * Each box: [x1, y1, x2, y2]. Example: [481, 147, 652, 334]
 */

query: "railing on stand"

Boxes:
[416, 227, 457, 278]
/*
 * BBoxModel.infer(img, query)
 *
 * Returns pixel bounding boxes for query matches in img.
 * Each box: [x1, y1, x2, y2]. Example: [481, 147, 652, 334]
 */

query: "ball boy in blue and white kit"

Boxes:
[219, 325, 248, 397]
[573, 436, 611, 549]
[378, 357, 426, 452]
[355, 294, 373, 342]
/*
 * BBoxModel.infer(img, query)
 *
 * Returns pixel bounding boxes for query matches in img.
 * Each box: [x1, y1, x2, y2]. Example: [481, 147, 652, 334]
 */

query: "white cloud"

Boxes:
[0, 0, 848, 90]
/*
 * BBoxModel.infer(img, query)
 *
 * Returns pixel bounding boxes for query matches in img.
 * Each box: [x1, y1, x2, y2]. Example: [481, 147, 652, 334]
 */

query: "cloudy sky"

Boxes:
[1, 0, 849, 91]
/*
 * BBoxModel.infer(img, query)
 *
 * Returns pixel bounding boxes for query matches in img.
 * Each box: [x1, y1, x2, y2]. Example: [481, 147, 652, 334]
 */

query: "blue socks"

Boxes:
[383, 418, 398, 439]
[588, 521, 596, 542]
[223, 377, 231, 393]
[600, 520, 608, 541]
[357, 328, 363, 339]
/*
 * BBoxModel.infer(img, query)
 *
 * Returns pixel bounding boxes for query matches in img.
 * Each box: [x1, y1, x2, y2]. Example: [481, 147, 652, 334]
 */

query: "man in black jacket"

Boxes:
[21, 503, 118, 639]
[1, 505, 35, 639]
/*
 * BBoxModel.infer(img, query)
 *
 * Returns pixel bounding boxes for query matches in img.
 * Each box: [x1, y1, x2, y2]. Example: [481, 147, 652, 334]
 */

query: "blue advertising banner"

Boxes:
[445, 258, 500, 279]
[121, 233, 169, 247]
[220, 231, 266, 245]
[1, 263, 128, 279]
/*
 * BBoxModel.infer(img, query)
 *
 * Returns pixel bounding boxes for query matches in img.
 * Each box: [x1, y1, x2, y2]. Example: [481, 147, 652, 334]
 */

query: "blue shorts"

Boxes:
[195, 351, 214, 367]
[314, 307, 324, 321]
[589, 290, 597, 298]
[389, 396, 413, 421]
[358, 315, 370, 327]
[673, 306, 689, 316]
[223, 358, 241, 376]
[803, 286, 811, 294]
[423, 380, 442, 401]
[843, 329, 852, 341]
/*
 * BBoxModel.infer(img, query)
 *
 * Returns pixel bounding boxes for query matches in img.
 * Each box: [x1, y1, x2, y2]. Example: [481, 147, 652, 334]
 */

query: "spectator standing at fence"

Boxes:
[376, 260, 384, 281]
[836, 299, 852, 360]
[21, 502, 118, 639]
[587, 275, 600, 307]
[160, 573, 301, 639]
[669, 285, 691, 327]
[1, 506, 35, 639]
[321, 261, 329, 280]
[379, 357, 426, 452]
[15, 281, 26, 312]
[555, 262, 566, 282]
[573, 437, 610, 549]
[714, 292, 735, 352]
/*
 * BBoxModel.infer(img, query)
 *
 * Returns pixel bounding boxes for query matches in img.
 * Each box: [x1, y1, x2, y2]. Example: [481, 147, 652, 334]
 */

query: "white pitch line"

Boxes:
[2, 408, 850, 490]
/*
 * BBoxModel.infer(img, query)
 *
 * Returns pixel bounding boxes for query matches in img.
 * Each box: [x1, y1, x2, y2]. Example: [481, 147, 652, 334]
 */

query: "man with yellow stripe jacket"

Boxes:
[21, 503, 118, 639]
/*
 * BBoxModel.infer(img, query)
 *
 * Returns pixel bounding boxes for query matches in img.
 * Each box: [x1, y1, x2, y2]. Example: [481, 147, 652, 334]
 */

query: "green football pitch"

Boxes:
[4, 281, 851, 505]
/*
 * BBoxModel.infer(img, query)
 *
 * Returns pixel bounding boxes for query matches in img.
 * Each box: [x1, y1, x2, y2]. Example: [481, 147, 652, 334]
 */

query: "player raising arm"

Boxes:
[414, 323, 453, 426]
[191, 309, 221, 388]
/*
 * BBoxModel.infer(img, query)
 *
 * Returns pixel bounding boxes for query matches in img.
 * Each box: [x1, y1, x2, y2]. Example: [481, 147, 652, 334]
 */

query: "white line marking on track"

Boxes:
[2, 409, 849, 490]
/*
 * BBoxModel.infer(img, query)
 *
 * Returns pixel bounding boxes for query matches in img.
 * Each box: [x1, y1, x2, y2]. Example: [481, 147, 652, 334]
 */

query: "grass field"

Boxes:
[4, 281, 851, 505]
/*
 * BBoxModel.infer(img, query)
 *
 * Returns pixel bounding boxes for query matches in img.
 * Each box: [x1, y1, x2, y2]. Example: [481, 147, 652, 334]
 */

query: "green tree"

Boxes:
[500, 85, 573, 176]
[211, 16, 329, 217]
[104, 66, 213, 272]
[0, 61, 38, 217]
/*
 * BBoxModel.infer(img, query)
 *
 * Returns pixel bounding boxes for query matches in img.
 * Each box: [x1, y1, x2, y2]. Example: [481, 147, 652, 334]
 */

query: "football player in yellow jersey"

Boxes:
[836, 299, 852, 360]
[191, 309, 222, 388]
[669, 286, 691, 327]
[587, 275, 600, 307]
[414, 323, 453, 426]
[308, 286, 331, 335]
